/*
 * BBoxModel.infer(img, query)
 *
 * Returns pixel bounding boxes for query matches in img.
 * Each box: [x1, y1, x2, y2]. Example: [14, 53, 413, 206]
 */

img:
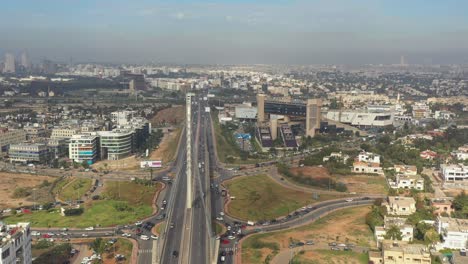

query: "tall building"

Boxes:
[0, 222, 32, 264]
[69, 134, 100, 165]
[8, 143, 50, 164]
[400, 55, 406, 66]
[305, 99, 322, 137]
[20, 51, 31, 70]
[98, 130, 134, 160]
[3, 53, 15, 73]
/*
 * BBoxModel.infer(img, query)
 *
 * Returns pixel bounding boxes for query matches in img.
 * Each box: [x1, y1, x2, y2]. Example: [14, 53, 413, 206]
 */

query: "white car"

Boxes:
[85, 227, 94, 231]
[151, 235, 159, 240]
[228, 235, 236, 240]
[345, 199, 353, 202]
[216, 217, 224, 221]
[140, 235, 149, 241]
[219, 212, 225, 216]
[31, 231, 41, 236]
[135, 221, 143, 226]
[82, 234, 89, 237]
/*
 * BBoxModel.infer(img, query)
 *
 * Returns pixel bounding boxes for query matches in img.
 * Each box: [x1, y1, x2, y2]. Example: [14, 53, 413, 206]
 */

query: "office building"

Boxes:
[97, 130, 133, 160]
[3, 53, 15, 73]
[0, 128, 26, 153]
[8, 143, 50, 164]
[0, 222, 32, 264]
[69, 134, 99, 165]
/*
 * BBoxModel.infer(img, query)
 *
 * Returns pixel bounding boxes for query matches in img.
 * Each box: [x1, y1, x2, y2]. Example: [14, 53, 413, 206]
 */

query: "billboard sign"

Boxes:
[140, 161, 162, 168]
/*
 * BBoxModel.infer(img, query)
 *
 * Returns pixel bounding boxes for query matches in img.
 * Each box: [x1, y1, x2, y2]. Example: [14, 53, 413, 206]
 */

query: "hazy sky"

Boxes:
[1, 0, 468, 64]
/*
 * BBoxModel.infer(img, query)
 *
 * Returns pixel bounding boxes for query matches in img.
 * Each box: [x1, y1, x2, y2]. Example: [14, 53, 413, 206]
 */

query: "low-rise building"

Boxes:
[353, 151, 383, 174]
[384, 196, 416, 216]
[370, 240, 431, 264]
[375, 217, 414, 244]
[431, 198, 454, 216]
[440, 164, 468, 182]
[436, 216, 468, 249]
[8, 143, 50, 164]
[393, 165, 418, 176]
[452, 145, 468, 161]
[389, 174, 424, 191]
[420, 150, 437, 160]
[0, 222, 32, 264]
[323, 152, 350, 163]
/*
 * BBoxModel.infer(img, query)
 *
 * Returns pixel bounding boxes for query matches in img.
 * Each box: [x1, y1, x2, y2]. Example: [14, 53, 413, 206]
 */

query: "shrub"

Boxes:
[12, 187, 31, 198]
[63, 208, 84, 216]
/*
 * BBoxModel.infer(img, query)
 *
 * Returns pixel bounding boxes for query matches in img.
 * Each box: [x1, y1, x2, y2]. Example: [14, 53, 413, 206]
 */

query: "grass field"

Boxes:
[292, 249, 368, 264]
[212, 112, 241, 163]
[5, 181, 161, 228]
[52, 177, 73, 196]
[225, 175, 337, 221]
[58, 178, 92, 201]
[242, 206, 373, 264]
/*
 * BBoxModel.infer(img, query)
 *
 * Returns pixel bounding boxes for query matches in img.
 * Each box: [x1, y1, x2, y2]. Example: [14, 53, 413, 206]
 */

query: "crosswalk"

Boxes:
[138, 249, 153, 254]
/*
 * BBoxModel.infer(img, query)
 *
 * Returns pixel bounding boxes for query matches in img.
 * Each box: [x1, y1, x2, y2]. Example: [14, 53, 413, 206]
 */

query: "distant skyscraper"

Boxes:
[20, 51, 31, 70]
[3, 53, 16, 73]
[400, 55, 406, 66]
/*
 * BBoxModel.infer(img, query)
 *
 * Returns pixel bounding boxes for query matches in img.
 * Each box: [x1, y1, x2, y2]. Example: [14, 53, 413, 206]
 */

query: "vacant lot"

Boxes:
[5, 181, 162, 227]
[149, 126, 182, 163]
[289, 166, 387, 194]
[338, 175, 388, 194]
[58, 178, 93, 201]
[242, 206, 373, 263]
[293, 249, 368, 264]
[151, 105, 185, 126]
[225, 174, 337, 221]
[0, 172, 55, 208]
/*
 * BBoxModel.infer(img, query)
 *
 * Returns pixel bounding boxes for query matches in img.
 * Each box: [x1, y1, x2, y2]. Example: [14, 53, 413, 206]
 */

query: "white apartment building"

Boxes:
[384, 196, 416, 216]
[375, 216, 414, 244]
[69, 134, 99, 165]
[111, 111, 136, 126]
[436, 217, 468, 249]
[0, 222, 32, 264]
[440, 164, 468, 182]
[0, 128, 26, 153]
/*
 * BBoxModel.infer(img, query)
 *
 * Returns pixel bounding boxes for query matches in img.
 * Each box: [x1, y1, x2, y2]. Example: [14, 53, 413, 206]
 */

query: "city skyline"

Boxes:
[1, 0, 468, 64]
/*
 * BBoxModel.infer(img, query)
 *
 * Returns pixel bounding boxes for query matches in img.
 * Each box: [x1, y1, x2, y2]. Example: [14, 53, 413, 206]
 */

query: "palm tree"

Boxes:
[384, 225, 402, 240]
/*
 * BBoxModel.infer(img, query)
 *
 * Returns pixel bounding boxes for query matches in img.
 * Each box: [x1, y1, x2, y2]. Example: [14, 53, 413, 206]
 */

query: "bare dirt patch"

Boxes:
[337, 175, 388, 194]
[290, 166, 331, 180]
[0, 172, 55, 208]
[151, 106, 185, 126]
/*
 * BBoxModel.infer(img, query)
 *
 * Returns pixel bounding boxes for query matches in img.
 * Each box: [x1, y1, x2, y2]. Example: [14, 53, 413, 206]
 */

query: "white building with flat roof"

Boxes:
[440, 164, 468, 182]
[0, 222, 32, 264]
[436, 217, 468, 249]
[69, 134, 99, 165]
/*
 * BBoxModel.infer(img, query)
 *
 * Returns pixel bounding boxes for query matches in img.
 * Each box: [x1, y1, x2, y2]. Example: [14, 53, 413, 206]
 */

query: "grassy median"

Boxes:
[58, 178, 92, 201]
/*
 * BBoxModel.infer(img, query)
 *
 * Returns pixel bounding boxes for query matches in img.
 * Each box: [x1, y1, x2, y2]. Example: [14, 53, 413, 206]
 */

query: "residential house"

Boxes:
[431, 198, 454, 216]
[369, 240, 431, 264]
[353, 151, 383, 175]
[384, 197, 416, 216]
[440, 164, 468, 182]
[375, 216, 414, 245]
[420, 150, 437, 160]
[389, 174, 424, 191]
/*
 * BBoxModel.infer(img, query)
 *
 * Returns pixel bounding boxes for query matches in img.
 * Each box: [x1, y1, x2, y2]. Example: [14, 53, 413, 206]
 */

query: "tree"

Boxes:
[424, 228, 440, 245]
[384, 225, 403, 240]
[89, 238, 107, 256]
[81, 160, 89, 169]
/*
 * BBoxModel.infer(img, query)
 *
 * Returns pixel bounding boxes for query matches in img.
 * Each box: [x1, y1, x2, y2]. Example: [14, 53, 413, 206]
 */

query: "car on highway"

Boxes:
[172, 251, 179, 258]
[140, 235, 149, 240]
[151, 235, 158, 240]
[31, 231, 41, 236]
[306, 240, 314, 245]
[345, 199, 353, 202]
[328, 242, 337, 246]
[170, 222, 174, 228]
[216, 216, 224, 221]
[85, 227, 94, 231]
[82, 234, 89, 237]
